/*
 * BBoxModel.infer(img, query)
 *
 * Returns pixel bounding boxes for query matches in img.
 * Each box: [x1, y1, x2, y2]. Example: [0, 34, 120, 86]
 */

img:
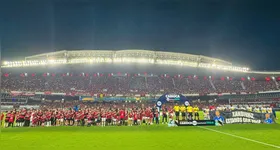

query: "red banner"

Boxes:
[44, 91, 52, 95]
[10, 91, 23, 96]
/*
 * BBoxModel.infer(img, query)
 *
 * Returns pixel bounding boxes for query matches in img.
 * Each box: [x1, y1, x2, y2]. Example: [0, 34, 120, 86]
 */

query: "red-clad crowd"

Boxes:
[2, 74, 279, 94]
[1, 103, 174, 128]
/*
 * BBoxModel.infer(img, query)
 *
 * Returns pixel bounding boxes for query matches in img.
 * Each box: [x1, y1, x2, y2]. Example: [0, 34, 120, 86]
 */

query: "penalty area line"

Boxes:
[197, 126, 280, 149]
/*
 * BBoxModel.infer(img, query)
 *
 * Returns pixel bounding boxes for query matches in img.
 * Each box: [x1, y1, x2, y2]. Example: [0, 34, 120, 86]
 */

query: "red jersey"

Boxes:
[19, 112, 26, 119]
[141, 112, 145, 120]
[56, 113, 61, 119]
[129, 113, 133, 118]
[25, 113, 31, 120]
[106, 113, 112, 119]
[133, 113, 138, 120]
[119, 110, 125, 119]
[9, 114, 15, 123]
[40, 116, 46, 122]
[149, 112, 154, 118]
[168, 108, 174, 114]
[101, 113, 106, 118]
[37, 112, 43, 117]
[46, 112, 52, 120]
[124, 114, 128, 120]
[87, 114, 92, 120]
[113, 113, 118, 119]
[79, 113, 85, 120]
[145, 110, 150, 117]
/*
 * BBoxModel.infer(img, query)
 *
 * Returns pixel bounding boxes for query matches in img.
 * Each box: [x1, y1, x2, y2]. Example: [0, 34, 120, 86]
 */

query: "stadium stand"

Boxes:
[1, 73, 279, 94]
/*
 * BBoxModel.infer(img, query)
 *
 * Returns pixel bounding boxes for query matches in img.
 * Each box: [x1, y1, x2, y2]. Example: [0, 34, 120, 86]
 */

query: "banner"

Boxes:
[79, 96, 94, 101]
[44, 91, 52, 95]
[175, 120, 215, 126]
[210, 110, 275, 124]
[22, 92, 35, 96]
[10, 91, 23, 96]
[156, 93, 190, 107]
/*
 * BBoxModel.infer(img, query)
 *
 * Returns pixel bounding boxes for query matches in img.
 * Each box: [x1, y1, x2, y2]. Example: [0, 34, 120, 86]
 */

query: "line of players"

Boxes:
[1, 106, 179, 128]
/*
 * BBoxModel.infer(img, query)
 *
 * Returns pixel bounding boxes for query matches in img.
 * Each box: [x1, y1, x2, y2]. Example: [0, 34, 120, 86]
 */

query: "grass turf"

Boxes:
[1, 123, 280, 150]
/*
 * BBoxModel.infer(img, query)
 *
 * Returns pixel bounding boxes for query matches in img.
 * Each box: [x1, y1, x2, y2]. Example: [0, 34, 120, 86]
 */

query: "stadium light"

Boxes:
[272, 76, 275, 80]
[3, 61, 8, 65]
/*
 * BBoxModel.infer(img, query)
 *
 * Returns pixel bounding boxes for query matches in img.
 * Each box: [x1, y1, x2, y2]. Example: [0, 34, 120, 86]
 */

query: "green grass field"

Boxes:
[1, 123, 280, 150]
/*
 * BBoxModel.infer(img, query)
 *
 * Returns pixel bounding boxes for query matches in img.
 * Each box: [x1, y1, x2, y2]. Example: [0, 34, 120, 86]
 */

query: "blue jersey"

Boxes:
[264, 118, 273, 124]
[214, 116, 224, 122]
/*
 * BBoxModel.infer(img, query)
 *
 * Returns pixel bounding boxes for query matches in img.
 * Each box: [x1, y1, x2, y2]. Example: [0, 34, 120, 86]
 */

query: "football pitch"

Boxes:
[1, 122, 280, 150]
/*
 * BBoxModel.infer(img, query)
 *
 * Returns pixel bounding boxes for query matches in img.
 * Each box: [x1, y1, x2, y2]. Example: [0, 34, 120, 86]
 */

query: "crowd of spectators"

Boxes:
[1, 74, 279, 94]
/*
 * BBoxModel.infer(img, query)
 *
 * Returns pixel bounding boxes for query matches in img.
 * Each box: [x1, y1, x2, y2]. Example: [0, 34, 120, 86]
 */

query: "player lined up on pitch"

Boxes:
[0, 102, 277, 128]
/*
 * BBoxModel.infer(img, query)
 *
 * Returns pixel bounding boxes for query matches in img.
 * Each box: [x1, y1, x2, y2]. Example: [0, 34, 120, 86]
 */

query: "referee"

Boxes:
[173, 103, 180, 121]
[180, 104, 186, 120]
[187, 105, 193, 120]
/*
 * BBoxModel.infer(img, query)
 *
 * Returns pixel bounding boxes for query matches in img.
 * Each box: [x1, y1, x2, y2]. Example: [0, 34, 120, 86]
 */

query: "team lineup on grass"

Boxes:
[1, 102, 278, 128]
[1, 103, 204, 127]
[1, 107, 279, 150]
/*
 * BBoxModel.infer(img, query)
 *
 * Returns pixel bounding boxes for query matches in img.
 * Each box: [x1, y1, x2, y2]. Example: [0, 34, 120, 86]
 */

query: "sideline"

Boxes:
[197, 126, 280, 149]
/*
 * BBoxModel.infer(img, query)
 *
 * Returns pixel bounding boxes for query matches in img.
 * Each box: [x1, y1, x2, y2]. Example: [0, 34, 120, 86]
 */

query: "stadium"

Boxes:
[1, 50, 280, 150]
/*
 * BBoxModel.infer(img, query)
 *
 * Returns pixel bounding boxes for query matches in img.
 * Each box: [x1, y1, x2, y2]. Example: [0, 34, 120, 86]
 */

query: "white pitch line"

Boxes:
[197, 126, 280, 149]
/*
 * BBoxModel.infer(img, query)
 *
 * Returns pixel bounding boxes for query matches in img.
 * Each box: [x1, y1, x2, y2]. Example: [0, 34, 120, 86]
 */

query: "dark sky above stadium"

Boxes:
[1, 0, 280, 70]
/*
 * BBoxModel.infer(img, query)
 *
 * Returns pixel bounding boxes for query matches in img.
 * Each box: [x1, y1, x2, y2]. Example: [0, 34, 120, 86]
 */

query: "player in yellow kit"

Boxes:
[187, 105, 193, 120]
[179, 104, 186, 120]
[193, 105, 199, 120]
[173, 103, 180, 120]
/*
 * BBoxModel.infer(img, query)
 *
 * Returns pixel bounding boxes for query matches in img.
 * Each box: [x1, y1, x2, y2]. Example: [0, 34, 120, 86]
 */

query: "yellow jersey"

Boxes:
[180, 106, 186, 112]
[193, 107, 199, 113]
[187, 106, 193, 113]
[174, 106, 180, 112]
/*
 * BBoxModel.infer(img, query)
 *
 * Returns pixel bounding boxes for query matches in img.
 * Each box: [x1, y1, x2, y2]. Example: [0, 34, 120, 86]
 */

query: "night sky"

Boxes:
[1, 0, 280, 70]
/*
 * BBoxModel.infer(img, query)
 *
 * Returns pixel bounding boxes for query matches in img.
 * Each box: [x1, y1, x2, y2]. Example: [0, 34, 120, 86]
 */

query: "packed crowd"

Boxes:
[1, 75, 279, 94]
[1, 101, 277, 128]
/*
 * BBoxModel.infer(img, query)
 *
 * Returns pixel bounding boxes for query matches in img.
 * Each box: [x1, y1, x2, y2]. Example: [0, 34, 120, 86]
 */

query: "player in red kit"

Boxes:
[149, 111, 154, 125]
[119, 109, 125, 125]
[106, 111, 112, 126]
[86, 113, 93, 127]
[101, 111, 106, 127]
[19, 110, 26, 127]
[8, 112, 15, 127]
[46, 111, 52, 127]
[24, 111, 31, 127]
[133, 111, 138, 125]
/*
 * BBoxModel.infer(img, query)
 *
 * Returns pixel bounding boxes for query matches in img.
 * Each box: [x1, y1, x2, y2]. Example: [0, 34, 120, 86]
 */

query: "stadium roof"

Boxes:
[2, 49, 251, 72]
[24, 49, 233, 65]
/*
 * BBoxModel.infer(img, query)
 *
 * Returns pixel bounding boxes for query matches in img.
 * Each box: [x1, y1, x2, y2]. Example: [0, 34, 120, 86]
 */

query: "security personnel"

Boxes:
[173, 103, 180, 120]
[179, 104, 186, 120]
[187, 105, 193, 120]
[193, 105, 199, 120]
